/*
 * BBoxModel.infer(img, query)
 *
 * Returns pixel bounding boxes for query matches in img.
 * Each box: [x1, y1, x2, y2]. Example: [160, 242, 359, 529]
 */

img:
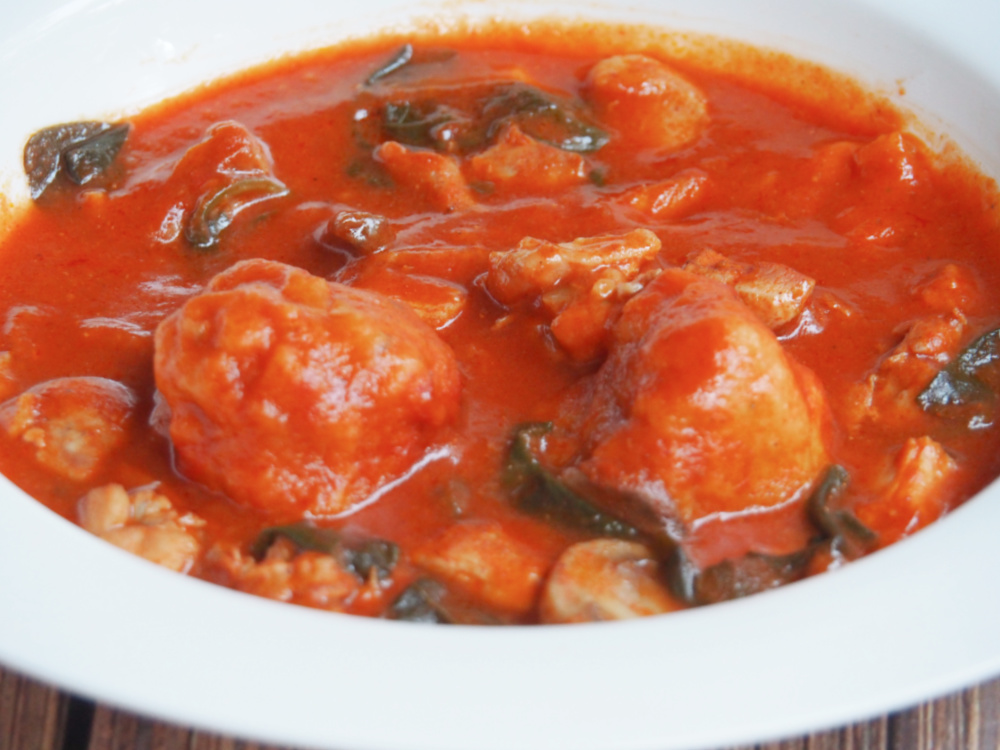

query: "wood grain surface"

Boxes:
[2, 666, 1000, 750]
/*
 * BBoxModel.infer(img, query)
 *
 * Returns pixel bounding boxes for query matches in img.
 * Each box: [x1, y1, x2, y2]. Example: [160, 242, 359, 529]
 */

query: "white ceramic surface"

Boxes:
[1, 2, 999, 749]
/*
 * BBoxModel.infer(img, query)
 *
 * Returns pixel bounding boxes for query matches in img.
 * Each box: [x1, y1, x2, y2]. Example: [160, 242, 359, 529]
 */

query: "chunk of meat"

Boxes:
[205, 537, 363, 611]
[412, 520, 548, 615]
[916, 263, 981, 314]
[683, 248, 815, 329]
[318, 209, 396, 256]
[466, 124, 589, 193]
[154, 259, 462, 517]
[844, 312, 967, 432]
[539, 540, 682, 623]
[857, 437, 959, 545]
[78, 483, 202, 572]
[374, 141, 475, 212]
[613, 170, 709, 219]
[577, 268, 830, 536]
[486, 229, 662, 360]
[832, 131, 934, 247]
[584, 54, 708, 150]
[0, 376, 136, 481]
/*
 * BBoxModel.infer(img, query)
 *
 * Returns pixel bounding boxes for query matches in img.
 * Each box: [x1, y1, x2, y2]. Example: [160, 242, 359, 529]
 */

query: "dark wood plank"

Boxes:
[0, 669, 69, 750]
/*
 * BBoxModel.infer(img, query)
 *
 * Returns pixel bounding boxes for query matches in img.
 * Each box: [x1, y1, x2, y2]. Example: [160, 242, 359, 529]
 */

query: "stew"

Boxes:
[2, 24, 999, 624]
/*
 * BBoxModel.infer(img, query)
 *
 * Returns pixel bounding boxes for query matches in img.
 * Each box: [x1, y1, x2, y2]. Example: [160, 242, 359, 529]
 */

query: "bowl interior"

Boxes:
[1, 1, 999, 749]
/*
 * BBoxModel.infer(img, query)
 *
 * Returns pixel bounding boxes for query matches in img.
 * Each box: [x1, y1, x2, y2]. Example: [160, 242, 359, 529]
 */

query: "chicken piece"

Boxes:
[466, 124, 589, 194]
[412, 520, 548, 615]
[539, 540, 683, 624]
[833, 132, 933, 247]
[857, 437, 959, 545]
[78, 484, 202, 573]
[486, 229, 662, 360]
[373, 141, 475, 212]
[205, 537, 362, 611]
[318, 209, 396, 256]
[683, 248, 815, 329]
[0, 376, 136, 481]
[154, 259, 462, 517]
[577, 268, 830, 535]
[584, 54, 708, 151]
[613, 170, 709, 219]
[350, 264, 467, 329]
[916, 263, 981, 314]
[845, 312, 967, 432]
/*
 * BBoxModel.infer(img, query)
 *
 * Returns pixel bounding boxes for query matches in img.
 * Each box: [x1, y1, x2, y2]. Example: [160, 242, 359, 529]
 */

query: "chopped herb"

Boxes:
[918, 326, 1000, 428]
[505, 422, 638, 538]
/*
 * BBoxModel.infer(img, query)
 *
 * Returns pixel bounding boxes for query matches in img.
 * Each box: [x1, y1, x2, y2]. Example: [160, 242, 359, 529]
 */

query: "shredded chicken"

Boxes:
[540, 540, 682, 623]
[78, 483, 202, 573]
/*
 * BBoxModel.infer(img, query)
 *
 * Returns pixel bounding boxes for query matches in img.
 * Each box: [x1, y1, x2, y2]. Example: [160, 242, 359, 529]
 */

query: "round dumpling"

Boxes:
[578, 268, 830, 533]
[154, 259, 462, 517]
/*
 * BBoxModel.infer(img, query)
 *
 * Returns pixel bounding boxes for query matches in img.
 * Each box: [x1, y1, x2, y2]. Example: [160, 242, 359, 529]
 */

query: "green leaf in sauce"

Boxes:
[185, 175, 288, 250]
[251, 523, 399, 581]
[917, 326, 1000, 428]
[366, 44, 415, 86]
[693, 549, 813, 605]
[807, 464, 877, 560]
[505, 422, 638, 538]
[23, 121, 130, 199]
[667, 465, 875, 606]
[387, 579, 502, 625]
[381, 101, 455, 149]
[482, 83, 609, 153]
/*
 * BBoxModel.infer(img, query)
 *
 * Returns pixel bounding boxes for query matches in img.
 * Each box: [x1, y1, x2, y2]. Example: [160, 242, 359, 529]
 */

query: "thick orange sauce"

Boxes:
[2, 27, 1000, 622]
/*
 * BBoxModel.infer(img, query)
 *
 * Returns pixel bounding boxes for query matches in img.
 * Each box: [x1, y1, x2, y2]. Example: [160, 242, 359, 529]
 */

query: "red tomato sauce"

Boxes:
[2, 26, 1000, 623]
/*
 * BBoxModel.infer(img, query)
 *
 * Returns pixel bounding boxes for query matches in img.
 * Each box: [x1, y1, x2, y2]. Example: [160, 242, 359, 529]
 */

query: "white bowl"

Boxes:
[1, 1, 999, 749]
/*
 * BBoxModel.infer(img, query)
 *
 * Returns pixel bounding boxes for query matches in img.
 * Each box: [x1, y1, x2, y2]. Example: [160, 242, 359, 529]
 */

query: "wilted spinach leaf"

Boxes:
[185, 175, 288, 250]
[482, 83, 609, 153]
[388, 579, 501, 625]
[24, 120, 130, 199]
[251, 523, 399, 581]
[366, 44, 415, 86]
[505, 422, 638, 538]
[806, 464, 877, 560]
[918, 327, 1000, 428]
[694, 549, 813, 605]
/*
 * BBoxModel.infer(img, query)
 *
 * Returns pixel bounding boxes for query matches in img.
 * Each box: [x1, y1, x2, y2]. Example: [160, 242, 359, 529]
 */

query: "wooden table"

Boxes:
[3, 666, 1000, 750]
